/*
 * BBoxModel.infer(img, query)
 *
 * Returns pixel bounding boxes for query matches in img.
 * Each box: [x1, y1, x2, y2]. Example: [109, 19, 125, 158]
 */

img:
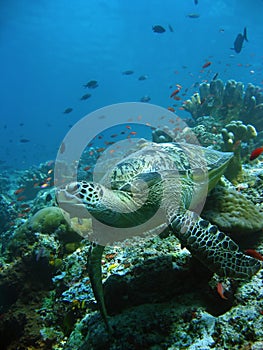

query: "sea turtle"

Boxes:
[56, 141, 261, 331]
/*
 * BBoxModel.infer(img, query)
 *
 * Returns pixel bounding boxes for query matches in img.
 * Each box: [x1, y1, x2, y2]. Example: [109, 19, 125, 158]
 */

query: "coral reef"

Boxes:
[183, 79, 263, 131]
[0, 111, 263, 349]
[221, 120, 257, 181]
[203, 185, 263, 235]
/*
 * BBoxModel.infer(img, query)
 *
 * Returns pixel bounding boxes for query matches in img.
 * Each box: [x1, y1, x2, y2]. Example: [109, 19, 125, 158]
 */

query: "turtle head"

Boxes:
[56, 181, 148, 227]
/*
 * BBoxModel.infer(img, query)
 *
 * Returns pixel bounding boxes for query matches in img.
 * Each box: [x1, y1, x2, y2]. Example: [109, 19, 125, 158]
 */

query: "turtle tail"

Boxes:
[169, 210, 261, 279]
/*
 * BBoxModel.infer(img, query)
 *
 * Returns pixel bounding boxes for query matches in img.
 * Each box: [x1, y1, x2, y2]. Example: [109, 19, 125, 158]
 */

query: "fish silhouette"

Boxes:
[232, 27, 248, 53]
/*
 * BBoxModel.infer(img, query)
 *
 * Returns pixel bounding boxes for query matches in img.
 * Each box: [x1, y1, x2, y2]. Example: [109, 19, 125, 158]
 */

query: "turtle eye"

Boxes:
[67, 182, 80, 192]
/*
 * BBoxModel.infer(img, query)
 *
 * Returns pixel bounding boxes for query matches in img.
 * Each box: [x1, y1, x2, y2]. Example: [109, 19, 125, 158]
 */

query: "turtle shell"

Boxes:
[100, 141, 233, 193]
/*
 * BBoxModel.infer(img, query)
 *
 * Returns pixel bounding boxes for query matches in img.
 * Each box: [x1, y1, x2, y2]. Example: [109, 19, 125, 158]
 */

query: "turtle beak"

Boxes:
[56, 183, 91, 218]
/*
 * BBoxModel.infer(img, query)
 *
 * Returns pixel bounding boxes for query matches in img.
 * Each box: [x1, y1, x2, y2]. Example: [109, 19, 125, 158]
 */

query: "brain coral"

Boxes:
[202, 186, 263, 235]
[28, 207, 68, 234]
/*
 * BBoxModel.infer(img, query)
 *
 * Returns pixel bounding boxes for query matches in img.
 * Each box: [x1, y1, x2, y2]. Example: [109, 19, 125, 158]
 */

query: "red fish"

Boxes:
[202, 61, 212, 69]
[217, 282, 228, 300]
[173, 96, 181, 101]
[170, 88, 180, 98]
[249, 147, 263, 160]
[244, 249, 263, 261]
[17, 195, 27, 201]
[14, 187, 25, 195]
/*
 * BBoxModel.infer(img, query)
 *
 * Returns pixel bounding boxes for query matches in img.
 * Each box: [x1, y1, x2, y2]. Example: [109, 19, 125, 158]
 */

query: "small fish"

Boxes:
[138, 75, 148, 81]
[63, 107, 73, 114]
[59, 142, 66, 154]
[17, 195, 27, 201]
[217, 282, 228, 300]
[40, 183, 49, 189]
[173, 96, 181, 101]
[20, 138, 30, 143]
[108, 263, 118, 272]
[249, 146, 263, 160]
[202, 61, 212, 69]
[14, 187, 25, 195]
[244, 249, 263, 261]
[212, 73, 219, 80]
[186, 13, 200, 18]
[194, 0, 198, 4]
[83, 80, 98, 88]
[168, 24, 174, 32]
[170, 88, 180, 98]
[152, 25, 166, 33]
[80, 93, 91, 100]
[122, 70, 134, 75]
[140, 95, 151, 103]
[232, 27, 248, 53]
[84, 166, 91, 171]
[167, 106, 175, 112]
[22, 207, 31, 213]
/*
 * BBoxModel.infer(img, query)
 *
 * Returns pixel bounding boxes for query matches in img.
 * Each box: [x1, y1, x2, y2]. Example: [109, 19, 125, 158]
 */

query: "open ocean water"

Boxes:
[0, 0, 262, 169]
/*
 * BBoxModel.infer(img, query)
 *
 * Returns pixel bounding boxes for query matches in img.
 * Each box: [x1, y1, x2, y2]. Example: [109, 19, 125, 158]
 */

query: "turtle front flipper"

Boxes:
[87, 241, 112, 332]
[169, 210, 261, 279]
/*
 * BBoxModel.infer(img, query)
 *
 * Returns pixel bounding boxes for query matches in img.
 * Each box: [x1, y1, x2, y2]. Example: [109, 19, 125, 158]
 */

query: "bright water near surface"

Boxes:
[0, 0, 263, 169]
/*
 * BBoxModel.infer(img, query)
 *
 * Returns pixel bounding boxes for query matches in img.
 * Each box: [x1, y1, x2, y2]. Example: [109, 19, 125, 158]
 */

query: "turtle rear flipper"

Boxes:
[169, 209, 261, 279]
[87, 237, 112, 332]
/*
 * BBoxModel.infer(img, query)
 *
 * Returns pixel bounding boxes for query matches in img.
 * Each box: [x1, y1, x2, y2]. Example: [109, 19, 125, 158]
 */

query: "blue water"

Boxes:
[0, 0, 262, 169]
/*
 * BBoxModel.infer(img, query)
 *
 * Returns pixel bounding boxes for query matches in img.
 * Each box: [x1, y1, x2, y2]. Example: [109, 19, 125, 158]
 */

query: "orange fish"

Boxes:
[170, 88, 180, 98]
[84, 166, 91, 171]
[129, 131, 137, 135]
[217, 282, 228, 300]
[167, 107, 175, 112]
[14, 187, 25, 195]
[202, 61, 212, 69]
[244, 249, 263, 261]
[249, 147, 263, 161]
[173, 96, 181, 101]
[17, 195, 27, 201]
